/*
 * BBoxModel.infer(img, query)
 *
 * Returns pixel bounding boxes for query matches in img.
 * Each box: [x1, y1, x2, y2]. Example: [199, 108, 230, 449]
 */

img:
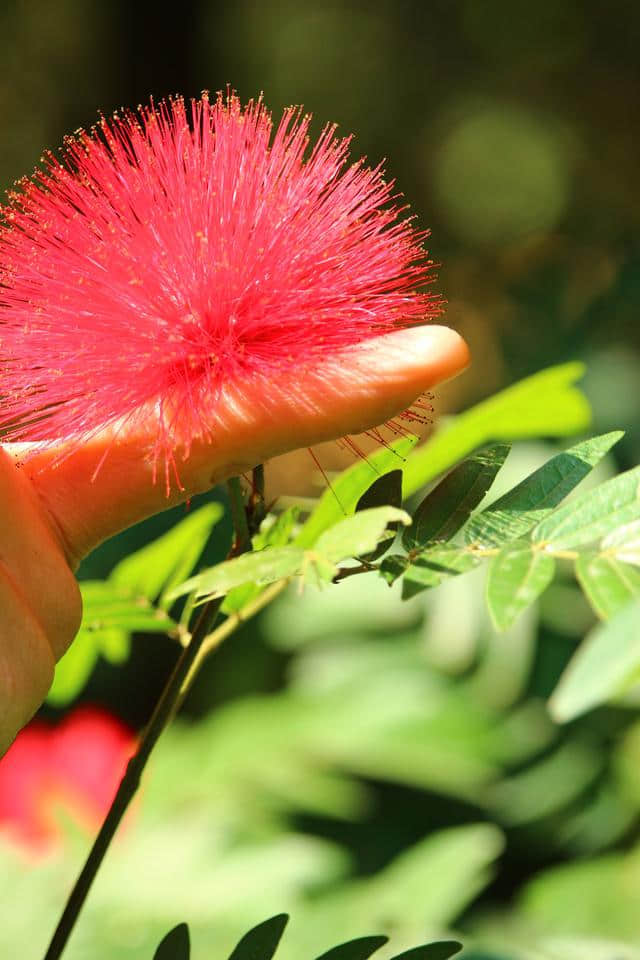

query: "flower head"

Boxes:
[0, 92, 441, 470]
[0, 708, 134, 856]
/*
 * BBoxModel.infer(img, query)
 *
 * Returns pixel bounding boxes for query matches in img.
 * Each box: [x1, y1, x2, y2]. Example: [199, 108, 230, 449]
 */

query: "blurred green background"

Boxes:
[1, 1, 640, 958]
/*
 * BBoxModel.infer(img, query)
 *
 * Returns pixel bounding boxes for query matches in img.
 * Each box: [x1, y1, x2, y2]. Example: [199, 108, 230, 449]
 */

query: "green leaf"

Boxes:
[223, 507, 301, 613]
[486, 542, 555, 632]
[315, 507, 411, 564]
[403, 363, 591, 498]
[252, 506, 301, 550]
[314, 936, 388, 960]
[356, 470, 403, 560]
[379, 553, 410, 585]
[47, 580, 176, 706]
[296, 436, 417, 548]
[227, 915, 288, 960]
[111, 503, 224, 608]
[153, 922, 190, 960]
[96, 627, 129, 663]
[389, 943, 462, 960]
[80, 581, 175, 634]
[47, 631, 101, 707]
[398, 545, 480, 597]
[169, 547, 306, 601]
[403, 443, 510, 550]
[533, 464, 640, 549]
[575, 553, 640, 619]
[602, 518, 640, 565]
[550, 598, 640, 721]
[356, 470, 403, 513]
[466, 431, 623, 546]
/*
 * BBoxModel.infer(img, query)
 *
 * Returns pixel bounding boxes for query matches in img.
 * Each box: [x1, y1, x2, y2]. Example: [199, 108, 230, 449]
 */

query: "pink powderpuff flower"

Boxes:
[0, 707, 135, 857]
[0, 91, 441, 481]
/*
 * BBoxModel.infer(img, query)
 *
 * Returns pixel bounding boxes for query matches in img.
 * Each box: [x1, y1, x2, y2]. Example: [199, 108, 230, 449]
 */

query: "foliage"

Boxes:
[152, 915, 461, 960]
[16, 363, 640, 960]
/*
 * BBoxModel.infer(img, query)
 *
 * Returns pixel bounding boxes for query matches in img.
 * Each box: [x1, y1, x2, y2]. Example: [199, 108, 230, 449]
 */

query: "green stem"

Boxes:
[42, 595, 223, 960]
[252, 463, 265, 503]
[43, 470, 262, 960]
[227, 476, 250, 551]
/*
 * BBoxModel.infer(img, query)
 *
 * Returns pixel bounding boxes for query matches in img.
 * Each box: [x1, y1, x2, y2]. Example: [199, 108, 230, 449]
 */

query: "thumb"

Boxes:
[6, 324, 469, 568]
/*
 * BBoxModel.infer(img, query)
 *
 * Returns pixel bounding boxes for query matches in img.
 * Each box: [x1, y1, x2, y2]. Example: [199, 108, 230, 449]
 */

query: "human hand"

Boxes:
[0, 322, 468, 755]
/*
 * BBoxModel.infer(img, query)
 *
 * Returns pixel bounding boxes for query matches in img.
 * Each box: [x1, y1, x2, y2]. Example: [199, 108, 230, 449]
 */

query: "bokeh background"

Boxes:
[1, 2, 640, 958]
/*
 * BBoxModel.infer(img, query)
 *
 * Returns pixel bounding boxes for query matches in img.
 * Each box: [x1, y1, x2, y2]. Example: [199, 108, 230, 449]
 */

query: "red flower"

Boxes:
[0, 92, 441, 473]
[0, 707, 135, 856]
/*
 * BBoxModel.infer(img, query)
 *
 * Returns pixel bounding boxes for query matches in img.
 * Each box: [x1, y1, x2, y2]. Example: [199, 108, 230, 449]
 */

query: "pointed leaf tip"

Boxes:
[467, 431, 623, 547]
[389, 942, 462, 960]
[314, 935, 389, 960]
[227, 915, 289, 960]
[153, 922, 190, 960]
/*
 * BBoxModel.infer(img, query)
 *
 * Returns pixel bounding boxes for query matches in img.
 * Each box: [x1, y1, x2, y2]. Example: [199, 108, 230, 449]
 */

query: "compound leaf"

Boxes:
[533, 464, 640, 550]
[466, 431, 622, 546]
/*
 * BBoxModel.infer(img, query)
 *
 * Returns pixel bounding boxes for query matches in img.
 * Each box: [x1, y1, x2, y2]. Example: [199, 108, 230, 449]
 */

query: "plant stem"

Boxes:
[42, 594, 223, 960]
[178, 578, 290, 702]
[44, 468, 284, 959]
[227, 476, 250, 551]
[43, 471, 263, 960]
[252, 463, 265, 503]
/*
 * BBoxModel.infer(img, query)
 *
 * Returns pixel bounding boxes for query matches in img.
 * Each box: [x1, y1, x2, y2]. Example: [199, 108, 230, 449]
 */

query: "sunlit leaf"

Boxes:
[153, 922, 190, 960]
[253, 507, 301, 550]
[169, 547, 306, 601]
[314, 936, 388, 960]
[223, 507, 301, 613]
[602, 518, 640, 566]
[533, 464, 640, 549]
[112, 502, 224, 608]
[96, 627, 129, 663]
[575, 553, 640, 620]
[297, 436, 417, 548]
[389, 943, 462, 960]
[81, 581, 175, 633]
[404, 443, 510, 550]
[550, 598, 640, 722]
[316, 507, 410, 564]
[47, 631, 101, 707]
[486, 542, 555, 631]
[466, 431, 623, 546]
[227, 915, 288, 960]
[46, 580, 176, 705]
[403, 363, 591, 498]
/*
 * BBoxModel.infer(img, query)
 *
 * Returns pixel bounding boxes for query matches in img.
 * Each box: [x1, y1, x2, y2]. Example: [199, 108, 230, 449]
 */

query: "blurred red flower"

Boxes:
[0, 707, 135, 856]
[0, 91, 440, 474]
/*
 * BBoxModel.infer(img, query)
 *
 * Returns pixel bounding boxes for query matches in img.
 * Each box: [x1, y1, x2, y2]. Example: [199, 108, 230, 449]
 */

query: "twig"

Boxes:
[43, 594, 223, 960]
[178, 578, 290, 701]
[43, 473, 263, 959]
[227, 475, 250, 552]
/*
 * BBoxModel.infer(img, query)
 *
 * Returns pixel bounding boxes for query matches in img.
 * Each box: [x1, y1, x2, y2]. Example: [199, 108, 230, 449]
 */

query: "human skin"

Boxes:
[0, 325, 469, 754]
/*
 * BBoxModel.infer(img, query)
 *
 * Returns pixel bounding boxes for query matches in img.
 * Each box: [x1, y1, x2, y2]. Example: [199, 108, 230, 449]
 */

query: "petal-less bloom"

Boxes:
[0, 92, 441, 482]
[0, 707, 135, 855]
